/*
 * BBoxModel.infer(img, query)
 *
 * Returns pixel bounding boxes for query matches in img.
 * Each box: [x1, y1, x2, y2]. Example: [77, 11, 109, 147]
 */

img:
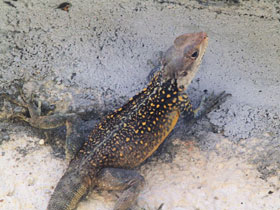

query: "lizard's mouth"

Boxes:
[199, 32, 208, 57]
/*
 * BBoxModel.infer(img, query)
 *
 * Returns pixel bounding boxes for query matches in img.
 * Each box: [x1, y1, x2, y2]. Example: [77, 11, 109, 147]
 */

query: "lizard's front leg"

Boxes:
[178, 91, 231, 123]
[97, 168, 145, 210]
[193, 91, 231, 119]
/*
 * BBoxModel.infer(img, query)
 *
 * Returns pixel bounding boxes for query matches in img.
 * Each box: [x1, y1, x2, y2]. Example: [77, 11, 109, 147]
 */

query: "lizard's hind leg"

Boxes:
[97, 168, 145, 210]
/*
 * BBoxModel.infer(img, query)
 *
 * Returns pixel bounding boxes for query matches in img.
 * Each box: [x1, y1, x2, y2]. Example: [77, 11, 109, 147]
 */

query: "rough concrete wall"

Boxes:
[0, 0, 279, 209]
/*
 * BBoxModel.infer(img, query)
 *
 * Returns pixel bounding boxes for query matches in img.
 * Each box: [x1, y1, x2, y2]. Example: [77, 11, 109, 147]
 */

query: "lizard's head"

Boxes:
[161, 32, 208, 91]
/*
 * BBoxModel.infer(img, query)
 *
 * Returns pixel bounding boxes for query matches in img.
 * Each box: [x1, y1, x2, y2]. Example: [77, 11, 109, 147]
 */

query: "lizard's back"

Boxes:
[75, 74, 192, 170]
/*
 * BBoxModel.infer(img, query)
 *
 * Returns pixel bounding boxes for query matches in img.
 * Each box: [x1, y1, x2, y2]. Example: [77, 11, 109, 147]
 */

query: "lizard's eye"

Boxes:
[181, 71, 188, 76]
[191, 51, 199, 59]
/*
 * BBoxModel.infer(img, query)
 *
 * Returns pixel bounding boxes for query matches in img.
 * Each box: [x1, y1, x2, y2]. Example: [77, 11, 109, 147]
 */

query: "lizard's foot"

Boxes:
[0, 90, 30, 121]
[1, 89, 71, 128]
[97, 168, 145, 210]
[194, 91, 231, 119]
[1, 84, 42, 119]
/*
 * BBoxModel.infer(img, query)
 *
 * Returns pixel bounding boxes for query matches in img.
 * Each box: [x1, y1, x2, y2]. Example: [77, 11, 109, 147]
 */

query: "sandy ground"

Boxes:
[0, 0, 280, 210]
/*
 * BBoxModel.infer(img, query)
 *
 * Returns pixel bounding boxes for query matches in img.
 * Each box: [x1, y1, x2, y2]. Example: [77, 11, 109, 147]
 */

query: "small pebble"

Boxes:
[27, 177, 35, 186]
[39, 139, 45, 145]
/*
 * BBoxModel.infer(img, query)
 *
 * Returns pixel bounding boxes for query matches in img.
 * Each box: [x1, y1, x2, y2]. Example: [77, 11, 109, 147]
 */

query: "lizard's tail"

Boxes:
[47, 169, 92, 210]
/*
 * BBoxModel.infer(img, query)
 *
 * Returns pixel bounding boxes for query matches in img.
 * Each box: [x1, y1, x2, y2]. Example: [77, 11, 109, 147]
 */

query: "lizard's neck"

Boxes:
[147, 68, 178, 95]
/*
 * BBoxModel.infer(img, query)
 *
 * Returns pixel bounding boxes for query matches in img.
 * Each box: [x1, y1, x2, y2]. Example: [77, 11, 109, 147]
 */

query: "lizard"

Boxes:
[0, 32, 229, 209]
[46, 31, 230, 210]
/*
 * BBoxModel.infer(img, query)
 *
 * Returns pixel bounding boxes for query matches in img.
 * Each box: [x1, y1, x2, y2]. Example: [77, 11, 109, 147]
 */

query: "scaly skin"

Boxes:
[47, 32, 215, 210]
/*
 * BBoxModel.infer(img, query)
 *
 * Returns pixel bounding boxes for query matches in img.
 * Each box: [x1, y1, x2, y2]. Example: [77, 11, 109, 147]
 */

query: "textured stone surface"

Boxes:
[0, 0, 279, 209]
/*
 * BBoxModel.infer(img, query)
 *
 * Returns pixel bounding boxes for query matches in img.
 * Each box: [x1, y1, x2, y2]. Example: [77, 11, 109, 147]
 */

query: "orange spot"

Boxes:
[173, 91, 177, 95]
[161, 98, 165, 102]
[126, 137, 130, 142]
[140, 140, 143, 144]
[172, 98, 177, 103]
[156, 104, 160, 108]
[135, 130, 139, 134]
[147, 127, 151, 132]
[178, 96, 184, 101]
[136, 110, 180, 163]
[151, 103, 155, 107]
[166, 94, 171, 98]
[183, 95, 188, 99]
[142, 122, 146, 126]
[120, 153, 123, 157]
